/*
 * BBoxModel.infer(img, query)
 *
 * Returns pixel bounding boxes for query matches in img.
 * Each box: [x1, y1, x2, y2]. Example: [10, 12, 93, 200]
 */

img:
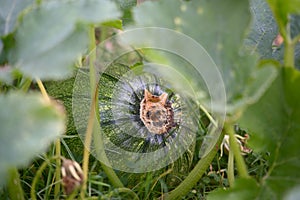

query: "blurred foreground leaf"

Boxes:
[0, 0, 34, 36]
[208, 68, 300, 199]
[208, 178, 259, 200]
[133, 0, 277, 114]
[236, 67, 300, 199]
[0, 93, 65, 186]
[13, 0, 120, 80]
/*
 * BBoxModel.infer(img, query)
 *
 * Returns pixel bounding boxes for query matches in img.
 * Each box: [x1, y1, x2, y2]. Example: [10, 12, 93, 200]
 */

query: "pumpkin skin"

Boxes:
[101, 63, 185, 153]
[72, 58, 199, 173]
[96, 62, 202, 177]
[45, 55, 203, 193]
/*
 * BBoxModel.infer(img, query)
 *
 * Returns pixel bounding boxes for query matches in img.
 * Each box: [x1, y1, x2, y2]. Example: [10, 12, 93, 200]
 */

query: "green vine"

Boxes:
[30, 156, 61, 200]
[7, 168, 25, 200]
[80, 25, 125, 199]
[283, 37, 295, 68]
[227, 146, 234, 187]
[36, 79, 62, 198]
[164, 126, 224, 200]
[226, 124, 249, 179]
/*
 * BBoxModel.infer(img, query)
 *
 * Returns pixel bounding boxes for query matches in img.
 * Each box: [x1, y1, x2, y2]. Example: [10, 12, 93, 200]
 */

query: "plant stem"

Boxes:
[227, 147, 234, 187]
[31, 157, 60, 200]
[283, 22, 295, 68]
[31, 162, 48, 200]
[80, 89, 96, 198]
[101, 164, 124, 188]
[89, 25, 124, 189]
[36, 79, 50, 102]
[199, 104, 218, 127]
[164, 128, 224, 200]
[80, 26, 98, 199]
[88, 27, 97, 93]
[92, 119, 124, 187]
[114, 188, 139, 200]
[226, 124, 249, 179]
[36, 78, 61, 197]
[20, 78, 32, 92]
[7, 167, 25, 200]
[54, 139, 61, 198]
[81, 25, 125, 198]
[284, 39, 295, 68]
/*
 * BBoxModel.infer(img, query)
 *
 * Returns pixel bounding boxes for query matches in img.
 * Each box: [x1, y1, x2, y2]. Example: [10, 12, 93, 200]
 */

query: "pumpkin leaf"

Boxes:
[245, 0, 300, 68]
[208, 178, 259, 200]
[132, 0, 277, 114]
[267, 0, 300, 34]
[12, 0, 120, 80]
[237, 67, 300, 199]
[0, 92, 65, 186]
[0, 0, 34, 36]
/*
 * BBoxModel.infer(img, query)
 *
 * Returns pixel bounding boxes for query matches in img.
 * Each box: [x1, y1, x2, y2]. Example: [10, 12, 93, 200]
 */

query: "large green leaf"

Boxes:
[133, 0, 277, 113]
[0, 0, 34, 36]
[0, 92, 65, 186]
[208, 178, 259, 200]
[207, 67, 300, 199]
[245, 0, 300, 68]
[13, 0, 120, 80]
[267, 0, 300, 31]
[0, 0, 33, 83]
[245, 0, 278, 59]
[235, 67, 300, 199]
